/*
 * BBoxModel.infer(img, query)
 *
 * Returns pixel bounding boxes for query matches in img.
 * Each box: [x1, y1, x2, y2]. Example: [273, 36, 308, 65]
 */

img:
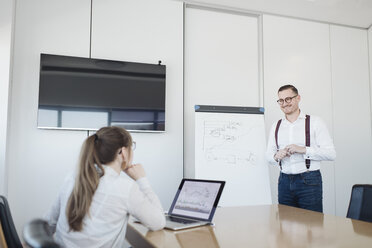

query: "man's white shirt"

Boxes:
[266, 112, 336, 174]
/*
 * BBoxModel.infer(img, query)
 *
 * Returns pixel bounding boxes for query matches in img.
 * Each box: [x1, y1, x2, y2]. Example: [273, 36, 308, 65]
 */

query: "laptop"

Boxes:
[164, 178, 225, 230]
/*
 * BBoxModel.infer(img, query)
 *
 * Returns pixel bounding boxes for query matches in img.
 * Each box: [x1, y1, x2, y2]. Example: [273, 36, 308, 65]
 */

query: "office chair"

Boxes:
[0, 221, 8, 248]
[346, 184, 372, 223]
[0, 195, 22, 248]
[23, 219, 60, 248]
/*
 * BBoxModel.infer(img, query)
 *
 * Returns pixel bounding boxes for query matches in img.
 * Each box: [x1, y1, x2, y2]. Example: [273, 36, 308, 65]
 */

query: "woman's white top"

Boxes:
[45, 165, 165, 248]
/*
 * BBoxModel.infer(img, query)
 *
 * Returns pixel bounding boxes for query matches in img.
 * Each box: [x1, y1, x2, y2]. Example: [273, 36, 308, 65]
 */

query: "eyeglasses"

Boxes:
[277, 95, 298, 105]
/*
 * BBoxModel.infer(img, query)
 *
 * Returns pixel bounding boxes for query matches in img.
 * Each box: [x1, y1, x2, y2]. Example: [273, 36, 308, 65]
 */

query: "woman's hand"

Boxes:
[124, 163, 146, 180]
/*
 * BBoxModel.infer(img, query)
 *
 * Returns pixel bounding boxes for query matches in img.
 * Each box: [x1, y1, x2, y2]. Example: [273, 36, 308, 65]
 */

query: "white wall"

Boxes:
[0, 0, 14, 196]
[7, 0, 184, 236]
[184, 6, 260, 178]
[263, 15, 336, 215]
[90, 0, 184, 208]
[369, 27, 372, 121]
[8, 0, 91, 235]
[330, 25, 372, 217]
[263, 16, 372, 217]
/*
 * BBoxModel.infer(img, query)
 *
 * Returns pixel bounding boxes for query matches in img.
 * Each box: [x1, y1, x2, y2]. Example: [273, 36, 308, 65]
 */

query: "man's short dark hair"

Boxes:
[278, 85, 298, 95]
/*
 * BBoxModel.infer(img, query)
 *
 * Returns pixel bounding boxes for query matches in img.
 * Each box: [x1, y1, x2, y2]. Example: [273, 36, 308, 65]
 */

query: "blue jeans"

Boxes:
[278, 170, 323, 213]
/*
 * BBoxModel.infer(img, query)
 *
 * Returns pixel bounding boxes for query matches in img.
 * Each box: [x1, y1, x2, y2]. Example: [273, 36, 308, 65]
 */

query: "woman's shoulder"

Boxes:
[118, 172, 136, 185]
[55, 172, 75, 198]
[60, 172, 75, 187]
[100, 172, 136, 195]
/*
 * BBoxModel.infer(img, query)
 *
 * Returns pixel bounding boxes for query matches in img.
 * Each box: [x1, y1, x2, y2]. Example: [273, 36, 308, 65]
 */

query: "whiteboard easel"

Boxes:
[194, 105, 272, 206]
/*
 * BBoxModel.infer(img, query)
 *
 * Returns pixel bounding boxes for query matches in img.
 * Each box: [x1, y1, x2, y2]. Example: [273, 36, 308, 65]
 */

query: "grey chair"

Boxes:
[23, 219, 60, 248]
[346, 184, 372, 223]
[0, 195, 22, 248]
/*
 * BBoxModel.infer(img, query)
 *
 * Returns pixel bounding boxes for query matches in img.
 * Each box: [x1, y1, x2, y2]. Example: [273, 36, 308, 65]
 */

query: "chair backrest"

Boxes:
[0, 196, 22, 248]
[346, 184, 372, 223]
[23, 219, 60, 248]
[0, 220, 8, 248]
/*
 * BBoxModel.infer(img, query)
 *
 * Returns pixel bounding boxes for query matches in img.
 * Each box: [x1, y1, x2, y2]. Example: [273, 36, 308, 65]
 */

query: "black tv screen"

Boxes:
[37, 54, 166, 131]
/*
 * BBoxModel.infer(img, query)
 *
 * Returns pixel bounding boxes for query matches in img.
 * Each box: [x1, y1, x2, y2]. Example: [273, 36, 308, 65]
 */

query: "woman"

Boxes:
[45, 126, 165, 248]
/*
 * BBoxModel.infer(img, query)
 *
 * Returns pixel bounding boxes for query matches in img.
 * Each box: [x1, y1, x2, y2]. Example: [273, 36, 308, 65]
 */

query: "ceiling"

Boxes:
[184, 0, 372, 29]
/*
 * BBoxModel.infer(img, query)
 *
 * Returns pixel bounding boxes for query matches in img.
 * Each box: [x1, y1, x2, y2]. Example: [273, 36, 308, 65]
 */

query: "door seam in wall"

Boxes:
[89, 0, 93, 58]
[328, 24, 337, 216]
[182, 2, 185, 179]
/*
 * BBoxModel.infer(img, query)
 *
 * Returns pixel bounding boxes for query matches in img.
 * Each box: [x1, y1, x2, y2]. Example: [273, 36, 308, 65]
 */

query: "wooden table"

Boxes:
[126, 204, 372, 248]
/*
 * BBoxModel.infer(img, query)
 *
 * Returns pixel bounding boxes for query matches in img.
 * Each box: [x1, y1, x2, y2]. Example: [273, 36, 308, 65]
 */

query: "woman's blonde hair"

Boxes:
[66, 126, 132, 231]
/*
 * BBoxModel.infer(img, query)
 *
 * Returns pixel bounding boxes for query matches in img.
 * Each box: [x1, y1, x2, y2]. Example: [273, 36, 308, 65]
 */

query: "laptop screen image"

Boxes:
[168, 179, 225, 222]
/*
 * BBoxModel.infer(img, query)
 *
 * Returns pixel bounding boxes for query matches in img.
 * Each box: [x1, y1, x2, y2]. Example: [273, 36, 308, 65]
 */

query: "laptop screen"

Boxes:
[168, 179, 225, 222]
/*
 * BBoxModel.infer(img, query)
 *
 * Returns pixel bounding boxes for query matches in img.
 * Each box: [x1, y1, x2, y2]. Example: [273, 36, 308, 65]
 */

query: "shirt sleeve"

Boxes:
[44, 181, 66, 233]
[44, 195, 60, 233]
[266, 122, 280, 165]
[127, 177, 166, 231]
[303, 117, 336, 161]
[44, 174, 74, 233]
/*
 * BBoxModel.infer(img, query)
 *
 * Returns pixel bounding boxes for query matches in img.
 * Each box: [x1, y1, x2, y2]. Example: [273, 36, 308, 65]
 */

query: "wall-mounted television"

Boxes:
[37, 54, 166, 132]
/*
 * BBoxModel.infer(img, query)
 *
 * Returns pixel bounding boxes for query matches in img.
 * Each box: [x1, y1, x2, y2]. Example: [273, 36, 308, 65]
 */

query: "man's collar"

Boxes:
[283, 109, 305, 123]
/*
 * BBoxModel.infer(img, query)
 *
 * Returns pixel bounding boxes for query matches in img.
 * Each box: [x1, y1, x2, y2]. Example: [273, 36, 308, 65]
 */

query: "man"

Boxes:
[266, 85, 336, 212]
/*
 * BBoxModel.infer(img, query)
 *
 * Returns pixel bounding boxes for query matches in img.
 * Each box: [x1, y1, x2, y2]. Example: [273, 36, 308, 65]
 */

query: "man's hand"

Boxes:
[274, 148, 289, 161]
[285, 144, 306, 155]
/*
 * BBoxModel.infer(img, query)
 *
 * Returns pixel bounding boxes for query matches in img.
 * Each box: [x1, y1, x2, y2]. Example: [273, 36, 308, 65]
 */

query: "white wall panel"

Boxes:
[91, 0, 184, 209]
[184, 6, 260, 178]
[0, 0, 14, 196]
[263, 15, 335, 215]
[369, 27, 372, 122]
[8, 0, 90, 235]
[330, 25, 372, 217]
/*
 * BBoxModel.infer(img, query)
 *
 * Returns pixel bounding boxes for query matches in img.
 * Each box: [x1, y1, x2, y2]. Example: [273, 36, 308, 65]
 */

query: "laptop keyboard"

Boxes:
[168, 216, 198, 224]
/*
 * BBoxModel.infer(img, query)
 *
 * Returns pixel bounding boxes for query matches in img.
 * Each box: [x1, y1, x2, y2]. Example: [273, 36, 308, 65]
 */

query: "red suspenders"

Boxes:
[275, 119, 282, 170]
[275, 115, 311, 170]
[305, 115, 311, 169]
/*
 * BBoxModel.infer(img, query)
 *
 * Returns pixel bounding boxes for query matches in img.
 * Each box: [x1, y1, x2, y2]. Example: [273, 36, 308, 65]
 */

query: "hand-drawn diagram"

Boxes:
[174, 182, 220, 214]
[202, 120, 259, 166]
[194, 110, 272, 207]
